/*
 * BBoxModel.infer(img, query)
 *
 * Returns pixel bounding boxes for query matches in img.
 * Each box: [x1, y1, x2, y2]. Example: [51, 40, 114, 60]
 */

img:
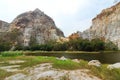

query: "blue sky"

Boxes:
[0, 0, 118, 36]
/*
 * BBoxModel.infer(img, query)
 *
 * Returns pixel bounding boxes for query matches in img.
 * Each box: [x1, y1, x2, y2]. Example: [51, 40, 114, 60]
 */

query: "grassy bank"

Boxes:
[22, 51, 100, 55]
[0, 55, 120, 80]
[79, 60, 120, 80]
[0, 51, 23, 57]
[1, 50, 119, 56]
[0, 51, 120, 80]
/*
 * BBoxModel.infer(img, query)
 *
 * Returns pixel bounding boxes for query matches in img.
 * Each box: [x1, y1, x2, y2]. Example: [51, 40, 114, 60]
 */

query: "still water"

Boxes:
[26, 52, 120, 64]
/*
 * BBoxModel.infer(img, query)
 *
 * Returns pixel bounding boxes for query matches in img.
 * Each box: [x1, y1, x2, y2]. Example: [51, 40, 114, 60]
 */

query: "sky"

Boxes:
[0, 0, 118, 36]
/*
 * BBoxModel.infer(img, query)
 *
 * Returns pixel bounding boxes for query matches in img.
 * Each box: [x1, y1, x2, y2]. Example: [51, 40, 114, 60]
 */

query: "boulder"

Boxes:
[88, 60, 101, 67]
[107, 62, 120, 70]
[72, 59, 80, 63]
[57, 56, 67, 61]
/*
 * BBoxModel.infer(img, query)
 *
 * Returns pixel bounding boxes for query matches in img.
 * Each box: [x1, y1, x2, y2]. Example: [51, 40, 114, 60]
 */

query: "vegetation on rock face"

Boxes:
[0, 29, 22, 51]
[0, 33, 11, 51]
[0, 41, 11, 51]
[105, 41, 118, 51]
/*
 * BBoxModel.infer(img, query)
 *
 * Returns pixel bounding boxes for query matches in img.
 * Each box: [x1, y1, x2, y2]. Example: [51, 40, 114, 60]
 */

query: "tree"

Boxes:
[0, 33, 12, 51]
[53, 43, 67, 51]
[105, 41, 118, 50]
[91, 39, 105, 51]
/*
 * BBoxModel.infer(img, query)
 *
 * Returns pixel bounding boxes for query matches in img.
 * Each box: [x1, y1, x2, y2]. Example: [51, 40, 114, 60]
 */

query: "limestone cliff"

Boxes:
[80, 2, 120, 49]
[9, 8, 64, 46]
[0, 20, 9, 32]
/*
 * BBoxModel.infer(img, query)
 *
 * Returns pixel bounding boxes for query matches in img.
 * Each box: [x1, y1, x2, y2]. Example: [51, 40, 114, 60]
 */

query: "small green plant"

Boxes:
[1, 51, 23, 57]
[53, 59, 80, 70]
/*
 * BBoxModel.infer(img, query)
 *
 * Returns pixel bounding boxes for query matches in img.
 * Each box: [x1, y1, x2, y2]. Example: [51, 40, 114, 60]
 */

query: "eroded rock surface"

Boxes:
[0, 20, 9, 32]
[80, 2, 120, 49]
[88, 60, 101, 67]
[5, 63, 101, 80]
[0, 65, 21, 72]
[9, 8, 64, 46]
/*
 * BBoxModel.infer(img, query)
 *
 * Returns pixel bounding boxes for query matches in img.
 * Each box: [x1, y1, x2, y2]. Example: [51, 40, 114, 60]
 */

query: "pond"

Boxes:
[99, 53, 120, 63]
[26, 52, 120, 64]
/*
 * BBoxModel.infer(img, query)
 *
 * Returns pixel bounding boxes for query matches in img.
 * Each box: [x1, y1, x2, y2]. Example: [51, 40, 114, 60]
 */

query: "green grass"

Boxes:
[91, 66, 120, 80]
[14, 56, 80, 70]
[53, 59, 80, 70]
[18, 56, 56, 69]
[0, 69, 14, 80]
[23, 51, 100, 56]
[1, 51, 23, 57]
[78, 60, 120, 80]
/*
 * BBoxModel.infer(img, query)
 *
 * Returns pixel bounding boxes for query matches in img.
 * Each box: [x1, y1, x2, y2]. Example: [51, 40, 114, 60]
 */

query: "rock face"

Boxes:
[5, 63, 101, 80]
[68, 31, 80, 40]
[0, 20, 9, 32]
[80, 2, 120, 49]
[9, 8, 64, 46]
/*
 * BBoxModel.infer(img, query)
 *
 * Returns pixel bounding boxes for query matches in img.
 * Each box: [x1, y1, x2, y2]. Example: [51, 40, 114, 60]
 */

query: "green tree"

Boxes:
[53, 43, 67, 51]
[105, 41, 118, 50]
[91, 39, 105, 51]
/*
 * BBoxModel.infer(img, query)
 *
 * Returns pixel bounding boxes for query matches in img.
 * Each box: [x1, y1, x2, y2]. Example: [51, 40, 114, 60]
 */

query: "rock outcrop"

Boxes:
[9, 8, 64, 46]
[0, 20, 9, 32]
[80, 2, 120, 49]
[4, 63, 101, 80]
[107, 62, 120, 70]
[68, 31, 80, 40]
[88, 60, 101, 67]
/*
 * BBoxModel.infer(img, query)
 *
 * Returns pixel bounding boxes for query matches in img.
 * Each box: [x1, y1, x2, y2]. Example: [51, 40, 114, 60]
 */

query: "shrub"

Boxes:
[91, 39, 105, 51]
[14, 38, 118, 51]
[30, 44, 53, 51]
[105, 41, 118, 51]
[53, 59, 80, 70]
[0, 42, 11, 51]
[53, 43, 67, 51]
[66, 38, 105, 51]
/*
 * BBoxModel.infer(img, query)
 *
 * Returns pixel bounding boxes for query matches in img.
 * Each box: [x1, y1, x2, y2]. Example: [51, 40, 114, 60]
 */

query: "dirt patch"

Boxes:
[0, 65, 21, 72]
